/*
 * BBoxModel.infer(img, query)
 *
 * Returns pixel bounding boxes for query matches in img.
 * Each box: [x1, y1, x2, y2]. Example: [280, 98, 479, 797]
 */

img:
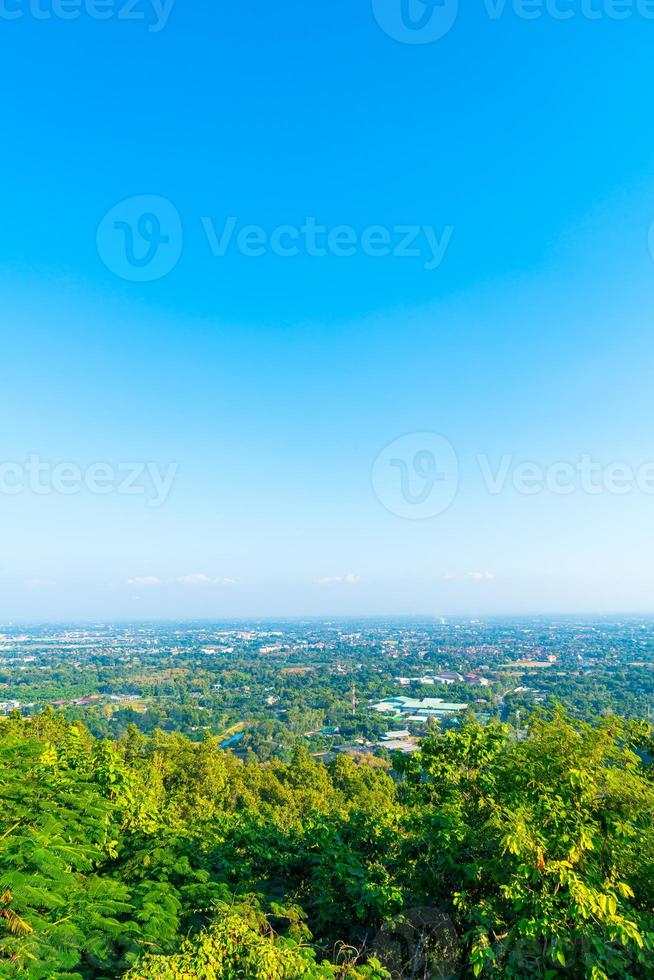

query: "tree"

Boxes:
[401, 712, 654, 976]
[124, 902, 389, 979]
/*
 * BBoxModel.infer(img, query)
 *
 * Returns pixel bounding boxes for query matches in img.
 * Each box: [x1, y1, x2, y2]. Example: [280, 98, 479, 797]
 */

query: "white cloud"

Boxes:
[175, 574, 240, 586]
[176, 573, 216, 586]
[128, 573, 240, 588]
[443, 571, 495, 582]
[318, 573, 361, 586]
[24, 578, 56, 589]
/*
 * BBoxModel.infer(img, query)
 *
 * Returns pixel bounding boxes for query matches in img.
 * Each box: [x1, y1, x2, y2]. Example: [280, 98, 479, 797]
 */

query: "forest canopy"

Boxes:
[0, 708, 653, 978]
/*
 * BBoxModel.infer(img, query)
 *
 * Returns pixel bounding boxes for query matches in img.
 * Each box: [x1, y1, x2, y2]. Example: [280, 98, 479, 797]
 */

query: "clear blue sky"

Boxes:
[2, 2, 654, 618]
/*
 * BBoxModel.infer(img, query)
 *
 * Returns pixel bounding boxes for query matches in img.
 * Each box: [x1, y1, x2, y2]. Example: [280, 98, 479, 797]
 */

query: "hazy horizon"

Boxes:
[5, 610, 654, 627]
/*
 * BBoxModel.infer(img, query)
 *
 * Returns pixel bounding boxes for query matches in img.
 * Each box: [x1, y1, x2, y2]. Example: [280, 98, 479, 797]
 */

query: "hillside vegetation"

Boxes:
[0, 709, 653, 978]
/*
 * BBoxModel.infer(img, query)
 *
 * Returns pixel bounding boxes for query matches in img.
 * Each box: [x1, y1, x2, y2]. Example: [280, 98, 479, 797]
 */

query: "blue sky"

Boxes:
[2, 1, 654, 618]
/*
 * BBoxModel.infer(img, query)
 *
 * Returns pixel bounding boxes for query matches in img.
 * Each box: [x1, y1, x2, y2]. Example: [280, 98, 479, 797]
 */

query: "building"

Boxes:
[464, 673, 491, 687]
[371, 695, 468, 720]
[433, 671, 464, 685]
[380, 739, 420, 754]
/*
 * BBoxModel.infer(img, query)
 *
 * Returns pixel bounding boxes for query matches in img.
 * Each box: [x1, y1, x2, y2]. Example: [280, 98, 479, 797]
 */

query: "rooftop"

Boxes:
[372, 695, 467, 714]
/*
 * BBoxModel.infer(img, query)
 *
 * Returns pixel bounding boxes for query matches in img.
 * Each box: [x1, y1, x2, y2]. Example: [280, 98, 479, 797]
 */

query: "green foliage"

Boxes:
[402, 711, 654, 976]
[1, 709, 654, 977]
[123, 901, 389, 979]
[0, 730, 133, 977]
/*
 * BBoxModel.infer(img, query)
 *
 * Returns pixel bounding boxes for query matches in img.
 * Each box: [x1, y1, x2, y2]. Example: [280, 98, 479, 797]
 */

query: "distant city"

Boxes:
[2, 617, 653, 761]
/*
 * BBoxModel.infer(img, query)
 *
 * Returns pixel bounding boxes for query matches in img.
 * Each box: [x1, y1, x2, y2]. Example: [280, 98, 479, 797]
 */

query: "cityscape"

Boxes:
[4, 0, 654, 974]
[3, 618, 654, 763]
